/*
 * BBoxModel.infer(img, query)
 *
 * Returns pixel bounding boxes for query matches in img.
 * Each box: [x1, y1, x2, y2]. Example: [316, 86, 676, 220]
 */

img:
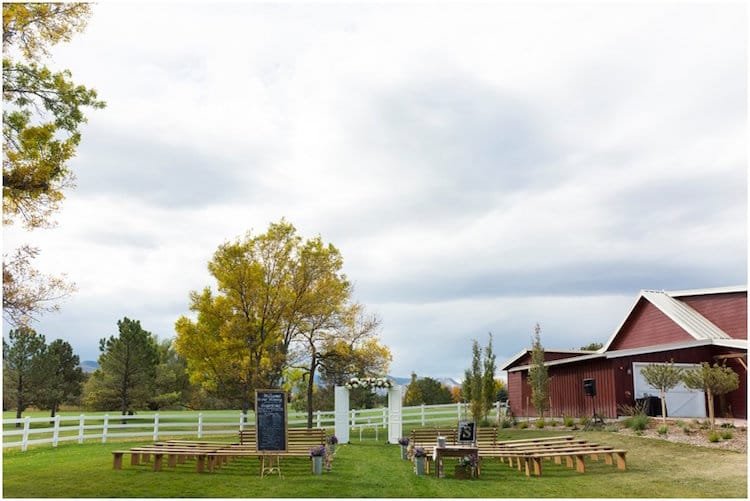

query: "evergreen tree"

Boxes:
[34, 339, 84, 417]
[482, 333, 497, 422]
[528, 323, 549, 417]
[2, 326, 46, 423]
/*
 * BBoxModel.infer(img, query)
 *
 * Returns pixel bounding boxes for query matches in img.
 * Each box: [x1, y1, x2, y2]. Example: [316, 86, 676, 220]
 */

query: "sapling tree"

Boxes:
[528, 323, 549, 418]
[681, 362, 739, 429]
[640, 361, 683, 423]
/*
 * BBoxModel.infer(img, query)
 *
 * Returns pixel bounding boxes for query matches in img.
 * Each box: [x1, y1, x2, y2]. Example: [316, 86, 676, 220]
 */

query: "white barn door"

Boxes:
[633, 362, 706, 418]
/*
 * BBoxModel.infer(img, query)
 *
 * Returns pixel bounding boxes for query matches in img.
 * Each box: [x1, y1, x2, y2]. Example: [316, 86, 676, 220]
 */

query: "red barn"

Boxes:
[501, 286, 747, 419]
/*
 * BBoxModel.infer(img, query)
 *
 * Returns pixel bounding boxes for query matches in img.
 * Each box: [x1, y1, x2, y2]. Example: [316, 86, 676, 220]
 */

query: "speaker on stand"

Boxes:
[582, 378, 604, 429]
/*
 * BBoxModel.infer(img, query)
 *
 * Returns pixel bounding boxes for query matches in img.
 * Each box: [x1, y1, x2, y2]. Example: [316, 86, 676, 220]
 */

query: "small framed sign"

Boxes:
[256, 389, 288, 452]
[457, 420, 476, 444]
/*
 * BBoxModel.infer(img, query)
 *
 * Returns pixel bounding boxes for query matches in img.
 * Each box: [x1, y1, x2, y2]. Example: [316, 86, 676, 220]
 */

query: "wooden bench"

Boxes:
[520, 448, 627, 476]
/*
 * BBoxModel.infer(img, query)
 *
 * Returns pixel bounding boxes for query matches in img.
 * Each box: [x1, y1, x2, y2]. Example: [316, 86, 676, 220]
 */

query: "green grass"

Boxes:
[3, 430, 746, 498]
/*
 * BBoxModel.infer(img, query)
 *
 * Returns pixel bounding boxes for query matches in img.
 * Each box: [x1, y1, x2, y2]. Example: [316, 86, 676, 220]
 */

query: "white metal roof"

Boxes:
[499, 348, 597, 372]
[667, 285, 747, 297]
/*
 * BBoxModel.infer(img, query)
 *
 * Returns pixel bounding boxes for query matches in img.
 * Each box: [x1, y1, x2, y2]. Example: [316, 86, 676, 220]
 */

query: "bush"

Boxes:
[657, 425, 668, 436]
[534, 419, 545, 429]
[720, 430, 733, 440]
[624, 414, 650, 431]
[682, 426, 692, 435]
[720, 422, 735, 429]
[707, 431, 720, 443]
[548, 420, 558, 427]
[579, 416, 591, 426]
[563, 416, 575, 427]
[499, 418, 513, 429]
[518, 421, 529, 429]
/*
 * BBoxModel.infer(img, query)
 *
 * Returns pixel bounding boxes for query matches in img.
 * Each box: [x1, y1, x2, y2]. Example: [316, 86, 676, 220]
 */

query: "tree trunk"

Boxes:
[660, 389, 667, 423]
[306, 355, 317, 429]
[15, 375, 23, 428]
[707, 390, 715, 430]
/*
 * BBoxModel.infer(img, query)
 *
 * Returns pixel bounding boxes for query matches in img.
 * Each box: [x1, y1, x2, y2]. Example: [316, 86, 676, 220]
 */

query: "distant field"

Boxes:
[3, 429, 746, 498]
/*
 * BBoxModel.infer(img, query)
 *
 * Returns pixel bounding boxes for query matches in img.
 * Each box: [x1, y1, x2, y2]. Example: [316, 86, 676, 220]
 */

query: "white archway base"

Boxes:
[334, 385, 403, 444]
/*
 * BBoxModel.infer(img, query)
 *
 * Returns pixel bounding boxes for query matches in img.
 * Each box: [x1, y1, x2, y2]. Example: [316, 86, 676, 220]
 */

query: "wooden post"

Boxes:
[153, 413, 160, 442]
[78, 414, 85, 444]
[52, 414, 61, 447]
[197, 413, 203, 439]
[102, 414, 109, 443]
[21, 416, 31, 452]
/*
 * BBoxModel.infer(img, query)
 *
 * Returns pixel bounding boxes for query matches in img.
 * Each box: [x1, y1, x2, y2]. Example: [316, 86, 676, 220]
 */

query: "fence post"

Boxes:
[78, 414, 85, 444]
[456, 402, 461, 421]
[21, 416, 30, 452]
[496, 401, 501, 423]
[382, 407, 387, 428]
[52, 414, 61, 447]
[420, 404, 425, 426]
[102, 414, 109, 443]
[350, 409, 356, 428]
[239, 412, 245, 431]
[316, 410, 321, 429]
[197, 413, 203, 439]
[153, 413, 160, 441]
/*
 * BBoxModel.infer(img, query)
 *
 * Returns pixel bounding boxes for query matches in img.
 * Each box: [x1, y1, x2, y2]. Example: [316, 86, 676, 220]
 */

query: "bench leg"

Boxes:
[565, 456, 574, 468]
[168, 455, 178, 468]
[153, 454, 163, 472]
[604, 453, 613, 465]
[590, 453, 599, 461]
[131, 453, 140, 466]
[532, 458, 542, 476]
[615, 452, 627, 471]
[178, 455, 186, 464]
[574, 455, 585, 473]
[554, 456, 562, 465]
[113, 453, 123, 470]
[197, 455, 206, 473]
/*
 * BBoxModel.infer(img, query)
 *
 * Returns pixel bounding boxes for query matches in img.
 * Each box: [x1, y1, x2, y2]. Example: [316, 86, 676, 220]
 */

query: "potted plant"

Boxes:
[413, 447, 427, 476]
[310, 445, 326, 475]
[398, 437, 409, 460]
[454, 455, 477, 480]
[327, 435, 338, 455]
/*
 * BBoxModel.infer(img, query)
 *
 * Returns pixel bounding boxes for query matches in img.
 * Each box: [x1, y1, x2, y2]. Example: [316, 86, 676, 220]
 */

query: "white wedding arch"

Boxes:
[334, 377, 404, 444]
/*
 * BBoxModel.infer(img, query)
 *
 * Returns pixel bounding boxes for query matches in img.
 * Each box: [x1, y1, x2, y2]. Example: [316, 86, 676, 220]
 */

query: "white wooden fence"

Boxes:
[2, 401, 506, 451]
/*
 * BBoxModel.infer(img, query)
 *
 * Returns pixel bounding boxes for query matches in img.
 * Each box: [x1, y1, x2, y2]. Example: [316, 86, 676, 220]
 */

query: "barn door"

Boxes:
[633, 362, 706, 418]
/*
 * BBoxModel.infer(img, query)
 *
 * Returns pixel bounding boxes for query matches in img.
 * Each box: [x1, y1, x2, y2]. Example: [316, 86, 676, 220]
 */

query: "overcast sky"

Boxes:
[4, 1, 747, 381]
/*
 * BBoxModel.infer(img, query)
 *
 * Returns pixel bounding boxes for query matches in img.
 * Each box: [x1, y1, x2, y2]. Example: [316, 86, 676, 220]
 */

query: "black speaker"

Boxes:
[583, 378, 596, 397]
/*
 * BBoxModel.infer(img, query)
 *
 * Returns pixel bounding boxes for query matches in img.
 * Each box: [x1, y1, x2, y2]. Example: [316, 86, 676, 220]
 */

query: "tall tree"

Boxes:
[681, 362, 740, 429]
[639, 361, 683, 423]
[2, 3, 104, 327]
[175, 221, 301, 415]
[34, 338, 84, 418]
[482, 333, 497, 421]
[85, 318, 159, 415]
[148, 338, 193, 410]
[464, 339, 484, 421]
[528, 323, 549, 418]
[403, 374, 453, 406]
[3, 326, 46, 423]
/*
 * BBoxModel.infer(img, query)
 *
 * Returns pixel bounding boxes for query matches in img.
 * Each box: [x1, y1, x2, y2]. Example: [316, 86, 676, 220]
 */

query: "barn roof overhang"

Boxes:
[505, 338, 748, 373]
[499, 348, 596, 371]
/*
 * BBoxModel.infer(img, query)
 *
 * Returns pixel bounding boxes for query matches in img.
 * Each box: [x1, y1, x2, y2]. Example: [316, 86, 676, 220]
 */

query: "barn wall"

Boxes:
[612, 346, 746, 419]
[610, 300, 693, 350]
[680, 293, 747, 339]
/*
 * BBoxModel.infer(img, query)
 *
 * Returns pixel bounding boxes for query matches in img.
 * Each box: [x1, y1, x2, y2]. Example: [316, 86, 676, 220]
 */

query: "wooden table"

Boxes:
[433, 446, 479, 478]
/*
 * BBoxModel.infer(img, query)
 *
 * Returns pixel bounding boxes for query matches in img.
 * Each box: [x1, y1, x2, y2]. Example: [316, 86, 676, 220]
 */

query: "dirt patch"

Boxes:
[615, 419, 747, 453]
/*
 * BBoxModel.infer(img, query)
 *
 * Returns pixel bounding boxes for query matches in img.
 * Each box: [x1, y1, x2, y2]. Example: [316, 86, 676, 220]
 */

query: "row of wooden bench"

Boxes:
[408, 427, 627, 477]
[112, 428, 328, 475]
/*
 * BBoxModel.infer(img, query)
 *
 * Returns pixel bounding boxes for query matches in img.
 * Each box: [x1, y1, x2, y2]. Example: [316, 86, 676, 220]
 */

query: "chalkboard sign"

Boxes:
[255, 390, 288, 452]
[458, 420, 476, 444]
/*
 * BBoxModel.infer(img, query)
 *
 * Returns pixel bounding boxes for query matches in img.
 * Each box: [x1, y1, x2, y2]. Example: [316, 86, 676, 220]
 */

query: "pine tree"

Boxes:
[527, 323, 549, 418]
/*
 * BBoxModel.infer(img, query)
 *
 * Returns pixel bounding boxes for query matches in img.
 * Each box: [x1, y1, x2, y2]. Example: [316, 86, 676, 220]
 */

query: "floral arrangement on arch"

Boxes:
[345, 377, 393, 390]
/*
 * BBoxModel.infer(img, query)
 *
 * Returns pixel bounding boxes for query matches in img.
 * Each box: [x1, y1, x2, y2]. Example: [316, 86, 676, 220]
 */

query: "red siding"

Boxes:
[680, 293, 747, 339]
[609, 299, 693, 350]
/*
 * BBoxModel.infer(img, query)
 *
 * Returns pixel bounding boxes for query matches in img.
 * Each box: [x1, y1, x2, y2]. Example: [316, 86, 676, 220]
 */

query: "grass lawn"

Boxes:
[2, 430, 746, 498]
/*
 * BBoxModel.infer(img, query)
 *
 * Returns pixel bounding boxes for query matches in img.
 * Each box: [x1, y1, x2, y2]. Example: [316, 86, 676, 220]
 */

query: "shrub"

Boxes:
[720, 430, 733, 440]
[720, 422, 735, 429]
[534, 419, 545, 429]
[707, 431, 720, 443]
[682, 426, 692, 435]
[624, 414, 650, 431]
[579, 416, 591, 426]
[563, 416, 575, 427]
[617, 400, 648, 417]
[657, 425, 668, 436]
[548, 420, 558, 427]
[603, 424, 619, 433]
[675, 420, 685, 428]
[499, 418, 513, 429]
[518, 421, 529, 429]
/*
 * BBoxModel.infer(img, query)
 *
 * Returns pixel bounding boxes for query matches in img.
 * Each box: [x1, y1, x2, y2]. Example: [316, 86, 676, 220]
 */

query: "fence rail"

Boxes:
[2, 401, 506, 451]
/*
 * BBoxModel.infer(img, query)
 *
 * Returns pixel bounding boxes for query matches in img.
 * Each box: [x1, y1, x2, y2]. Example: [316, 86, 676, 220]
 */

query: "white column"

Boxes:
[387, 385, 403, 444]
[153, 413, 160, 441]
[334, 386, 350, 444]
[197, 413, 203, 439]
[78, 414, 85, 444]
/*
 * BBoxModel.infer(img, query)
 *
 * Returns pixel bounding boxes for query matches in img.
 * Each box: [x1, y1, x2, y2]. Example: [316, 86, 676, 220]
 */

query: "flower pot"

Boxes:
[414, 456, 426, 476]
[312, 456, 323, 475]
[454, 465, 471, 479]
[400, 445, 408, 460]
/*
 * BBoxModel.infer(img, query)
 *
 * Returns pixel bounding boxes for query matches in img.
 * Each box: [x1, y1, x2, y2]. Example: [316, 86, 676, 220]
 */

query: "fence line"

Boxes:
[2, 401, 505, 451]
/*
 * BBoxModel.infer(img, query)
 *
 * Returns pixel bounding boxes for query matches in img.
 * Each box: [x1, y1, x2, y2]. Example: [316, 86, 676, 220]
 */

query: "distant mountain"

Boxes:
[79, 360, 99, 373]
